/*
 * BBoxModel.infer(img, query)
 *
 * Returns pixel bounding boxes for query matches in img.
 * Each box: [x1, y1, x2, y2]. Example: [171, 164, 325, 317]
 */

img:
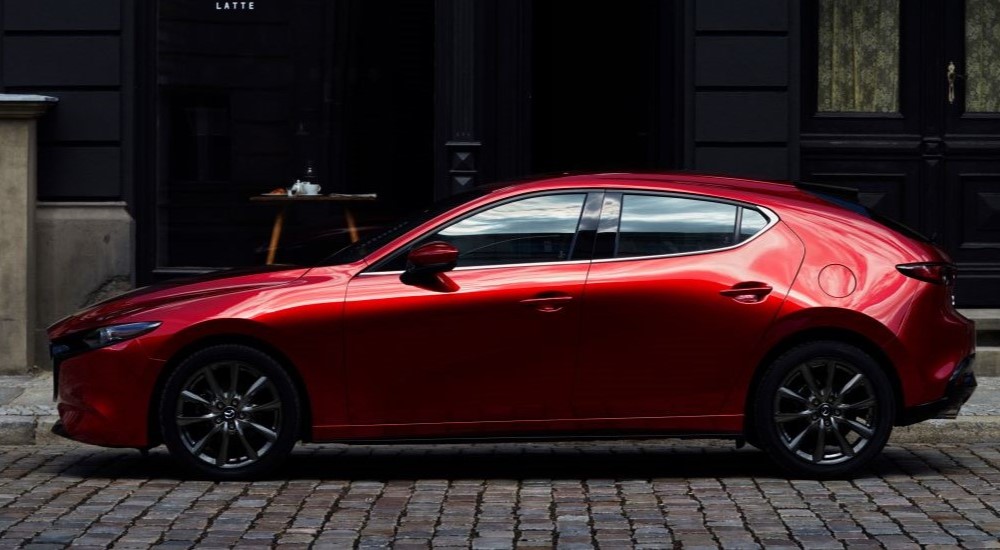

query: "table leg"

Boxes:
[265, 205, 287, 265]
[344, 207, 359, 243]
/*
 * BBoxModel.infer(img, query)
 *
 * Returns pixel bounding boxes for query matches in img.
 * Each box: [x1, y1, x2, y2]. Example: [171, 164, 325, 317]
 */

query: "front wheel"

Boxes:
[753, 341, 895, 478]
[159, 345, 301, 479]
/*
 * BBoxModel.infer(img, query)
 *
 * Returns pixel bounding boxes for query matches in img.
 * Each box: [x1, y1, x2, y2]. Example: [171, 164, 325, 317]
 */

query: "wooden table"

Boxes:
[251, 194, 377, 264]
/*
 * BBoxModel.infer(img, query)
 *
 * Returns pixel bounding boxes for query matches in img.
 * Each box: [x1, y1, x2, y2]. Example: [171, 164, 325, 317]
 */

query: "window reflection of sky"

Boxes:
[620, 195, 737, 234]
[741, 209, 768, 233]
[440, 194, 586, 236]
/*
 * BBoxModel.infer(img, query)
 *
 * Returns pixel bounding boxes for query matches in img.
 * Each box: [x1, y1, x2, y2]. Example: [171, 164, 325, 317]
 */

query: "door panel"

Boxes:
[574, 222, 804, 419]
[800, 160, 921, 228]
[944, 167, 1000, 260]
[343, 263, 589, 426]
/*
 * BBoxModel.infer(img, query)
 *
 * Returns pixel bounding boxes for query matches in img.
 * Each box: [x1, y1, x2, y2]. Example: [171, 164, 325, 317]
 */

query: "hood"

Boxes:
[49, 265, 310, 338]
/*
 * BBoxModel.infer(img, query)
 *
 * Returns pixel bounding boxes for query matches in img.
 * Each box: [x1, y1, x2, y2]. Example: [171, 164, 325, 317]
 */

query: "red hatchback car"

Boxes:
[48, 173, 976, 478]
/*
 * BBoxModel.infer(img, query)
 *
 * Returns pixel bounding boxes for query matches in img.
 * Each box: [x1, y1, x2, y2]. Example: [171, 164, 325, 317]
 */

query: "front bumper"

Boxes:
[898, 354, 977, 426]
[49, 338, 160, 448]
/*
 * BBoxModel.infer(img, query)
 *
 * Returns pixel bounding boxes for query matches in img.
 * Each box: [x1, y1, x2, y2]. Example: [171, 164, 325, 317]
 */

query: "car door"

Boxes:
[575, 192, 804, 422]
[343, 191, 601, 430]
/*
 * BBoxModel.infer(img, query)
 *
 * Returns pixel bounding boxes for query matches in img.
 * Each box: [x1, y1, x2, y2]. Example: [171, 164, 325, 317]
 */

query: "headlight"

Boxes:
[81, 321, 162, 350]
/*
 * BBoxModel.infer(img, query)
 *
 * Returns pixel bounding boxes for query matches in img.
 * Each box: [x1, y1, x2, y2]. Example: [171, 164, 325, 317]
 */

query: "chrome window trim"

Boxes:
[359, 189, 780, 274]
[363, 189, 597, 274]
[357, 258, 593, 277]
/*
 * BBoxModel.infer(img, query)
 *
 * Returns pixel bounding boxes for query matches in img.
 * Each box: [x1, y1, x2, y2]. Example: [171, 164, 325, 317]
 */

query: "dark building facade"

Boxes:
[2, 0, 999, 309]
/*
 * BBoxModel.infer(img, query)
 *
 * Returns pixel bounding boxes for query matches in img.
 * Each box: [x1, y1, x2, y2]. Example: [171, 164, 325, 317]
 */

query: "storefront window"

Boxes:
[154, 0, 433, 271]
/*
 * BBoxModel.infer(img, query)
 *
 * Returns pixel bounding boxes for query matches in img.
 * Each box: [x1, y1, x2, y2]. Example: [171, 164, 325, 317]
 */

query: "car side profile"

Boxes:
[48, 173, 976, 479]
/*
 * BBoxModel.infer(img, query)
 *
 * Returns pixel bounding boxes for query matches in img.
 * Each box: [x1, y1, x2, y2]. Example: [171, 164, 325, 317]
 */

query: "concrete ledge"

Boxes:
[2, 372, 1000, 446]
[35, 415, 68, 446]
[961, 309, 1000, 332]
[34, 202, 134, 368]
[0, 417, 36, 445]
[977, 347, 1000, 376]
[892, 417, 1000, 444]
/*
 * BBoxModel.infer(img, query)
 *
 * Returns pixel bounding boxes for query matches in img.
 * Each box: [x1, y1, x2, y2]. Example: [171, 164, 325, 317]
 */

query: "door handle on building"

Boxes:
[947, 61, 964, 105]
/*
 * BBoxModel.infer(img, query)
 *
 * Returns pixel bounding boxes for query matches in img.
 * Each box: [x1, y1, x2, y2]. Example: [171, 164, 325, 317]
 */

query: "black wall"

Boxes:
[685, 0, 799, 182]
[1, 0, 133, 202]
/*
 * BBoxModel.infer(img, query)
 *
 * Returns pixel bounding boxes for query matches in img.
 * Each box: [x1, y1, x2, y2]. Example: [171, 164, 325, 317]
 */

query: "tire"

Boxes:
[159, 344, 301, 479]
[753, 341, 895, 478]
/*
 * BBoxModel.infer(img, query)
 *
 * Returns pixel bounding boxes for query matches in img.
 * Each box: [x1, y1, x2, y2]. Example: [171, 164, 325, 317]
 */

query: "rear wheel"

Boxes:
[159, 345, 300, 479]
[753, 341, 894, 478]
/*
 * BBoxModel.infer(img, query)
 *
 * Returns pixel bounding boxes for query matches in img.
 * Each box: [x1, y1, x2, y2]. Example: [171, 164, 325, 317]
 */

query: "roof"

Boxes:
[485, 171, 812, 207]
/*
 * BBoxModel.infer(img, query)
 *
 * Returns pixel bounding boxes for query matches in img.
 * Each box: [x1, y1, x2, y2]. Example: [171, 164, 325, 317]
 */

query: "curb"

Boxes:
[0, 414, 67, 446]
[1, 372, 999, 447]
[890, 416, 1000, 445]
[0, 415, 996, 448]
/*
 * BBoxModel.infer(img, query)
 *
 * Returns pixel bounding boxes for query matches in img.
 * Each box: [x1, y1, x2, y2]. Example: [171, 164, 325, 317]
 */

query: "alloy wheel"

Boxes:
[772, 358, 879, 466]
[175, 360, 283, 469]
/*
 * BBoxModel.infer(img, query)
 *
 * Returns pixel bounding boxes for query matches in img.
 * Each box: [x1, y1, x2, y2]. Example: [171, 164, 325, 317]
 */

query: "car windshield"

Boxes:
[318, 187, 494, 266]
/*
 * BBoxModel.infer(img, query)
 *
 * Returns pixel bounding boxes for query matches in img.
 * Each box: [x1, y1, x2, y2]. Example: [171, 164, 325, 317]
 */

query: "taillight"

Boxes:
[896, 262, 956, 285]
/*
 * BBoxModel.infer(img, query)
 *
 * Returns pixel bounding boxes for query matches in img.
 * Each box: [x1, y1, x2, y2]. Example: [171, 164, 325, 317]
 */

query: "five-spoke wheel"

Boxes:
[160, 345, 300, 479]
[754, 341, 894, 478]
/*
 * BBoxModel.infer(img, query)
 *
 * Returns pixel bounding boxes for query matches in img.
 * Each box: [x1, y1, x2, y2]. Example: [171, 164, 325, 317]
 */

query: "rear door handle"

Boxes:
[520, 294, 573, 312]
[720, 282, 773, 304]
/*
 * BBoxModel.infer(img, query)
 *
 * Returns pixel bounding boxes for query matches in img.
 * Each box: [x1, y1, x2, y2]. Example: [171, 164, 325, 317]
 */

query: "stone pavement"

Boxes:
[0, 442, 1000, 548]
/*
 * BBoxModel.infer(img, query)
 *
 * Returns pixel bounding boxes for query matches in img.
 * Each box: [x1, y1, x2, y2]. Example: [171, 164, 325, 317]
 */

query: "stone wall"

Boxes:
[33, 202, 133, 369]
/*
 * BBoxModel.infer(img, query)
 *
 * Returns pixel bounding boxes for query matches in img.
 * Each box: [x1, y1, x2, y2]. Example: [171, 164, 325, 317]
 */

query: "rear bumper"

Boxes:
[898, 354, 977, 426]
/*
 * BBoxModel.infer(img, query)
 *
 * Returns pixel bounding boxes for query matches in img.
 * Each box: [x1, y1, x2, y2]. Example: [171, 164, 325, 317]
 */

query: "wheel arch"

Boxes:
[742, 327, 904, 441]
[146, 333, 315, 447]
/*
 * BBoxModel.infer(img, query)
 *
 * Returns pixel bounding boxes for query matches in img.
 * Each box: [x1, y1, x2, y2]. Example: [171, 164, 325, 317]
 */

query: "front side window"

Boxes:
[428, 193, 587, 268]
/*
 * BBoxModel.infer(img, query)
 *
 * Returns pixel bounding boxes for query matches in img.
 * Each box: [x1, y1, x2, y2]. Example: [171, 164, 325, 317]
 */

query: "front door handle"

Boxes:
[520, 294, 573, 313]
[720, 282, 773, 304]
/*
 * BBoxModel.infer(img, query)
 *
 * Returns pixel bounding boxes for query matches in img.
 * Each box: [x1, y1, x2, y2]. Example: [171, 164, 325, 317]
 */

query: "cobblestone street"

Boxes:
[0, 442, 999, 549]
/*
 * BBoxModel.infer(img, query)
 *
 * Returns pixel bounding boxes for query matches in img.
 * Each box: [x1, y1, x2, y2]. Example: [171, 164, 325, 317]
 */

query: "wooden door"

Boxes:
[801, 0, 1000, 306]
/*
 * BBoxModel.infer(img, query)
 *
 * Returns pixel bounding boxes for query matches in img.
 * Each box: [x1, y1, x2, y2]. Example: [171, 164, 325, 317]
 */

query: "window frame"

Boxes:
[361, 190, 603, 274]
[800, 0, 922, 137]
[593, 191, 779, 263]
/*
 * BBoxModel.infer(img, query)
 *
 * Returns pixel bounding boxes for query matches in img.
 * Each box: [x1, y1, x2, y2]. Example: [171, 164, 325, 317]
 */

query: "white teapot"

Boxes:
[290, 180, 322, 196]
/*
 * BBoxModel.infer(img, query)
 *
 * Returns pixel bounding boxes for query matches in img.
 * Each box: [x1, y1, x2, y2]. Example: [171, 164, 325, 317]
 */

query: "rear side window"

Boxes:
[614, 194, 771, 258]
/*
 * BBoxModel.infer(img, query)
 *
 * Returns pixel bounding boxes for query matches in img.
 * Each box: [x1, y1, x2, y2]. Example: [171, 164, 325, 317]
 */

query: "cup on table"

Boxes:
[301, 183, 322, 195]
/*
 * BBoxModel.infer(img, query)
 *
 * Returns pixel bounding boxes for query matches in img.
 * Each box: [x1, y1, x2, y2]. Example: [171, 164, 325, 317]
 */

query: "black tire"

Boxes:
[159, 344, 301, 479]
[753, 341, 895, 478]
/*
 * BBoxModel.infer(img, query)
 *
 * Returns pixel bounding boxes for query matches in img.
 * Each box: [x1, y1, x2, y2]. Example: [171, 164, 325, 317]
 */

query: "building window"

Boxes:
[817, 0, 900, 113]
[966, 0, 1000, 113]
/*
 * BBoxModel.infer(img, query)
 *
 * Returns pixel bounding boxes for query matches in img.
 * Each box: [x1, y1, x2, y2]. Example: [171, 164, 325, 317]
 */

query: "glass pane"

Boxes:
[617, 195, 737, 257]
[817, 0, 900, 113]
[739, 209, 769, 242]
[435, 194, 586, 267]
[966, 0, 1000, 113]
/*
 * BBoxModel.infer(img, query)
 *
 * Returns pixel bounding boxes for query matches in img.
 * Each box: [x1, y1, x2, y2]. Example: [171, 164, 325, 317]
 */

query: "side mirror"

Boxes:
[401, 241, 458, 284]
